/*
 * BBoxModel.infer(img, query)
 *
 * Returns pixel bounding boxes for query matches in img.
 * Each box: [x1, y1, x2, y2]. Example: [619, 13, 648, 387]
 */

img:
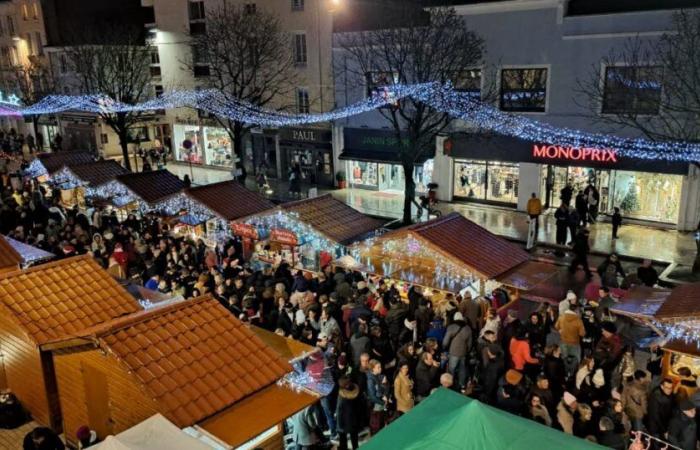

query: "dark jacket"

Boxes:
[443, 320, 473, 357]
[336, 383, 361, 433]
[597, 431, 626, 450]
[667, 409, 697, 450]
[479, 354, 505, 403]
[414, 359, 439, 397]
[645, 387, 674, 436]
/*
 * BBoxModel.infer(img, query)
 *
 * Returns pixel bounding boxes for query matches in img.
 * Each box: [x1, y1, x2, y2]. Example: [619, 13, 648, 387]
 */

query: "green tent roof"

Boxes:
[362, 388, 607, 450]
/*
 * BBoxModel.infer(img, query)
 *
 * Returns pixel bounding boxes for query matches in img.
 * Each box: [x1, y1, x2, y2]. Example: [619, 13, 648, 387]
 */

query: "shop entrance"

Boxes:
[541, 165, 610, 212]
[453, 159, 518, 206]
[378, 164, 404, 191]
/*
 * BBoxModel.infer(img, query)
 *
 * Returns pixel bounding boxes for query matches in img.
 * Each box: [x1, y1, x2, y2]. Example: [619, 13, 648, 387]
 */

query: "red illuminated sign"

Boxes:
[270, 229, 298, 246]
[231, 222, 258, 240]
[533, 144, 618, 163]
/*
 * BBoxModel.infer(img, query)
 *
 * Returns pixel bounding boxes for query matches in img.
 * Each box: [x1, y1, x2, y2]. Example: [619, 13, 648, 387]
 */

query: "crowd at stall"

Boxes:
[1, 163, 697, 450]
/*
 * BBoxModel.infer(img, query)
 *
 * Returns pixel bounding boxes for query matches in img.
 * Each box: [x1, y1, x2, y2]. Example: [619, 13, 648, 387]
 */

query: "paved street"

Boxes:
[167, 162, 696, 266]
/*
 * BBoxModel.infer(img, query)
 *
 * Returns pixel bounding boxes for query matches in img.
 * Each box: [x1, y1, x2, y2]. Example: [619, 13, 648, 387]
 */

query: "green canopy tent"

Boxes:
[362, 389, 606, 450]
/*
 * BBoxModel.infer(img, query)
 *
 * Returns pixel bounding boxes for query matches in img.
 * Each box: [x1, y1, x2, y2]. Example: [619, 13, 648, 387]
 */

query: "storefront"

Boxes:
[173, 123, 236, 168]
[339, 128, 434, 193]
[445, 134, 690, 225]
[279, 127, 334, 187]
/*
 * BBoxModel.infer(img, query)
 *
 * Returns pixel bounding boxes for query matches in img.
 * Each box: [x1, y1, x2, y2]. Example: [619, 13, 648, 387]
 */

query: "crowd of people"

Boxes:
[1, 157, 696, 450]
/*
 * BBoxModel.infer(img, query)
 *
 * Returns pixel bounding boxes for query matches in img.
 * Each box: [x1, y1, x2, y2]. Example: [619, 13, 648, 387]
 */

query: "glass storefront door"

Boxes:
[453, 159, 518, 205]
[378, 164, 404, 191]
[542, 165, 610, 212]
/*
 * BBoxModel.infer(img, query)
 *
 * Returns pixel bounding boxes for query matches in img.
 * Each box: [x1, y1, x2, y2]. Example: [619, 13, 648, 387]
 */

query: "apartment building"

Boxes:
[332, 0, 700, 230]
[145, 0, 336, 185]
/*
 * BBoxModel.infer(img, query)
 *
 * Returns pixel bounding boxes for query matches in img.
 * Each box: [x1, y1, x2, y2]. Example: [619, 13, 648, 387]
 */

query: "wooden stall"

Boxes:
[0, 235, 22, 275]
[44, 296, 318, 448]
[110, 170, 185, 219]
[51, 159, 130, 208]
[0, 255, 141, 430]
[233, 194, 385, 270]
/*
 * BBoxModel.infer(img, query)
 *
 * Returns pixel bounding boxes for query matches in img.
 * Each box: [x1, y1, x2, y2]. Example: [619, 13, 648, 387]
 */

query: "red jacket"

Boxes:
[509, 337, 538, 370]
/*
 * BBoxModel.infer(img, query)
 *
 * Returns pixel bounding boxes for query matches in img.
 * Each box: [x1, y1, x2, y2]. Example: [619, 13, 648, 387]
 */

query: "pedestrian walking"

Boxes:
[611, 207, 622, 239]
[554, 203, 569, 250]
[575, 190, 588, 227]
[526, 192, 543, 249]
[567, 206, 579, 245]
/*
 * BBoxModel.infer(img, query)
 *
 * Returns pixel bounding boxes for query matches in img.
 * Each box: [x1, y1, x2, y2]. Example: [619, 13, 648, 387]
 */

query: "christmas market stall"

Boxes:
[50, 159, 129, 208]
[96, 170, 185, 220]
[24, 151, 94, 182]
[0, 235, 54, 272]
[181, 180, 274, 243]
[43, 295, 321, 449]
[232, 194, 385, 270]
[336, 212, 556, 310]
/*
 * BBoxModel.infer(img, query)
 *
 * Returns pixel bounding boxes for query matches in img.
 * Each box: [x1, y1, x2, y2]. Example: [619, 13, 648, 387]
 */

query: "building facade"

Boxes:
[332, 0, 700, 230]
[145, 0, 336, 184]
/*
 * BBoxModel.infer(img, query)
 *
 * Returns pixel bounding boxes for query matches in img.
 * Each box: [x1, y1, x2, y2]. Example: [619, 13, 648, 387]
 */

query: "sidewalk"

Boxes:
[166, 163, 695, 266]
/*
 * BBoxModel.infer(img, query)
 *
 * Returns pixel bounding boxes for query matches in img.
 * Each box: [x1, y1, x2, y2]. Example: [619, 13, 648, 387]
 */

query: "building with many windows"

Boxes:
[332, 0, 700, 230]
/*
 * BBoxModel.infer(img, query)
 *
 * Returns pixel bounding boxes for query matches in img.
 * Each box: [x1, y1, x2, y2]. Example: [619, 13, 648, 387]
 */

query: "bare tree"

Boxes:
[63, 25, 153, 171]
[577, 10, 700, 143]
[337, 6, 486, 224]
[187, 3, 298, 180]
[8, 58, 56, 141]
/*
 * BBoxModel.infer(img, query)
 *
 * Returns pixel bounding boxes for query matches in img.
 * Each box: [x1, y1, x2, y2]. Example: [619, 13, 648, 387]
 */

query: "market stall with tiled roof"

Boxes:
[232, 194, 386, 270]
[44, 295, 319, 448]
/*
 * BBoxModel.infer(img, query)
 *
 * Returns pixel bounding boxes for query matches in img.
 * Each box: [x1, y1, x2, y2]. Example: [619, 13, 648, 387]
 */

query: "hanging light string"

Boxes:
[3, 83, 700, 161]
[652, 318, 700, 349]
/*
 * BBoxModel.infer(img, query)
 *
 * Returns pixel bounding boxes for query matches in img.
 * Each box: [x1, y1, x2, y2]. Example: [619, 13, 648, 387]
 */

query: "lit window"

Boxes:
[293, 33, 307, 65]
[296, 88, 309, 113]
[602, 66, 662, 115]
[365, 71, 399, 100]
[500, 68, 548, 112]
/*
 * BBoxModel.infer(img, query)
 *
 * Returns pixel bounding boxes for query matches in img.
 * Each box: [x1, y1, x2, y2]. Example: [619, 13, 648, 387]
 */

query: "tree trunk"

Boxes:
[402, 160, 416, 225]
[231, 121, 246, 183]
[118, 129, 132, 172]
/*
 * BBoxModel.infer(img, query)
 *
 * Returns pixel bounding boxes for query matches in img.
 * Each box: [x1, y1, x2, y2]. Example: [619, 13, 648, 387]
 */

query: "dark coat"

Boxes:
[646, 387, 674, 436]
[336, 384, 361, 433]
[597, 431, 626, 450]
[667, 409, 697, 450]
[414, 359, 439, 397]
[479, 355, 505, 403]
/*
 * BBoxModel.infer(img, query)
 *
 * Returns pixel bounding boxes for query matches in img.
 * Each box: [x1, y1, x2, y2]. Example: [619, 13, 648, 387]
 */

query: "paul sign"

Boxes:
[533, 144, 618, 163]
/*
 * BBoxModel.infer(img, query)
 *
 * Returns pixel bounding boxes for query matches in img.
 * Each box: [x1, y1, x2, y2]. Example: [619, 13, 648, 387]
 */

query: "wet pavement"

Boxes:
[167, 162, 696, 266]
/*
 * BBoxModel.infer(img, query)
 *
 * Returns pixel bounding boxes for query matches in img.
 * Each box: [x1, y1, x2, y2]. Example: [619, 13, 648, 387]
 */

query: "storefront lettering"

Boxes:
[361, 136, 409, 148]
[293, 130, 316, 141]
[270, 229, 298, 246]
[533, 145, 618, 163]
[231, 222, 259, 240]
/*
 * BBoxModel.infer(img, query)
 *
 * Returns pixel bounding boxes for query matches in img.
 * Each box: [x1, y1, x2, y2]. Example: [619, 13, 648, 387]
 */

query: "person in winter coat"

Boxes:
[528, 393, 552, 426]
[557, 392, 578, 434]
[667, 400, 697, 450]
[478, 343, 505, 404]
[414, 351, 440, 401]
[394, 363, 414, 414]
[289, 406, 320, 449]
[349, 323, 371, 368]
[596, 417, 626, 450]
[335, 376, 360, 450]
[622, 370, 649, 430]
[442, 312, 473, 390]
[554, 203, 569, 247]
[509, 328, 539, 373]
[646, 378, 675, 439]
[366, 360, 388, 435]
[555, 306, 585, 376]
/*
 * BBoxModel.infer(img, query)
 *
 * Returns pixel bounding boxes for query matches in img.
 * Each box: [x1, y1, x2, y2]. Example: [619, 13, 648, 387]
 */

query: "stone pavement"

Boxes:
[166, 162, 696, 266]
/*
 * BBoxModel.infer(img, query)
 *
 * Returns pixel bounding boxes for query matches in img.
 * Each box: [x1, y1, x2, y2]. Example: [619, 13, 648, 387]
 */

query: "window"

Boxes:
[0, 47, 9, 68]
[59, 53, 67, 73]
[32, 2, 39, 19]
[293, 33, 307, 65]
[21, 4, 28, 20]
[154, 84, 164, 97]
[602, 66, 662, 115]
[9, 47, 17, 66]
[26, 33, 32, 55]
[150, 48, 160, 65]
[189, 22, 206, 35]
[7, 16, 14, 35]
[296, 88, 310, 113]
[188, 1, 205, 21]
[35, 32, 42, 55]
[244, 3, 257, 14]
[292, 0, 304, 11]
[193, 44, 210, 77]
[500, 68, 548, 112]
[366, 71, 400, 99]
[100, 133, 108, 144]
[451, 69, 481, 99]
[150, 66, 162, 77]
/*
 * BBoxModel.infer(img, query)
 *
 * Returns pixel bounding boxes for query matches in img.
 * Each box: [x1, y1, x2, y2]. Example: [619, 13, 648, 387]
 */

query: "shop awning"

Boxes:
[198, 384, 318, 448]
[339, 148, 432, 165]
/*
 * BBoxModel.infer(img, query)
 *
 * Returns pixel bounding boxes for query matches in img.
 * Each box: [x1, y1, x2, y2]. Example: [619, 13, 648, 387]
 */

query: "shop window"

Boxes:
[293, 33, 307, 65]
[611, 170, 681, 223]
[499, 68, 547, 112]
[292, 0, 304, 11]
[366, 70, 400, 101]
[296, 88, 310, 114]
[204, 127, 233, 167]
[347, 160, 378, 188]
[451, 69, 481, 99]
[602, 66, 662, 115]
[453, 159, 518, 205]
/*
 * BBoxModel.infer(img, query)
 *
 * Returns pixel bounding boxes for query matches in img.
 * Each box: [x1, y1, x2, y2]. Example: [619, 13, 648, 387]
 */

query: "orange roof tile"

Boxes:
[0, 255, 141, 344]
[281, 194, 385, 245]
[71, 296, 292, 427]
[0, 235, 22, 271]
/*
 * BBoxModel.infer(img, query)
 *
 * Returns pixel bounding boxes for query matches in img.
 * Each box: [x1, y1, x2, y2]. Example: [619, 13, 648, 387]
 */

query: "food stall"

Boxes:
[50, 159, 129, 208]
[231, 194, 384, 271]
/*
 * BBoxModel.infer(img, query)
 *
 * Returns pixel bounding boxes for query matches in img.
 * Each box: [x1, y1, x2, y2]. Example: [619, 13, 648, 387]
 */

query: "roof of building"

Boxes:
[38, 152, 94, 174]
[68, 160, 130, 186]
[0, 235, 22, 271]
[654, 282, 700, 320]
[400, 212, 530, 279]
[0, 255, 141, 345]
[116, 170, 185, 204]
[186, 181, 274, 221]
[280, 194, 385, 245]
[66, 296, 292, 428]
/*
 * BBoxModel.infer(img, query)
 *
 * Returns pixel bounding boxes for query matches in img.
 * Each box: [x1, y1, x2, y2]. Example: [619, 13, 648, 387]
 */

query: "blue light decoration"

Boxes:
[653, 319, 700, 349]
[0, 91, 21, 107]
[4, 235, 54, 266]
[24, 158, 48, 178]
[240, 210, 342, 254]
[2, 83, 699, 162]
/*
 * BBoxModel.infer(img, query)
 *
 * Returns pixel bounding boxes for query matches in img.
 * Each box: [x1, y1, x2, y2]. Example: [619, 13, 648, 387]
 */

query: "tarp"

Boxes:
[91, 414, 214, 450]
[363, 389, 605, 450]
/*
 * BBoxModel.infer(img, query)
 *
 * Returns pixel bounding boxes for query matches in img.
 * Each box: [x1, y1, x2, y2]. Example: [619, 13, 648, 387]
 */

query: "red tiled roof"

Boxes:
[186, 181, 274, 221]
[0, 235, 22, 271]
[654, 282, 700, 320]
[116, 170, 185, 204]
[406, 212, 530, 279]
[75, 296, 292, 427]
[68, 160, 129, 186]
[281, 194, 384, 245]
[38, 152, 94, 174]
[0, 255, 141, 345]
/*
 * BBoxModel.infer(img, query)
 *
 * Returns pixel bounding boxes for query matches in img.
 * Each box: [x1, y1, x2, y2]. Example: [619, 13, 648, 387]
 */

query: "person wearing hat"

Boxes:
[667, 399, 697, 450]
[75, 426, 98, 449]
[497, 369, 525, 415]
[556, 391, 578, 434]
[594, 321, 622, 377]
[555, 304, 585, 376]
[558, 290, 578, 316]
[442, 311, 473, 391]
